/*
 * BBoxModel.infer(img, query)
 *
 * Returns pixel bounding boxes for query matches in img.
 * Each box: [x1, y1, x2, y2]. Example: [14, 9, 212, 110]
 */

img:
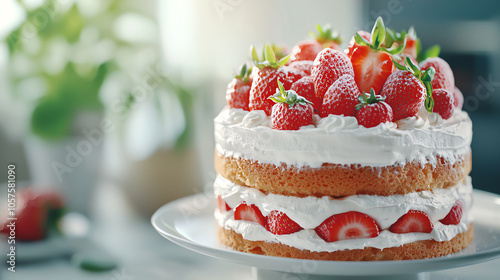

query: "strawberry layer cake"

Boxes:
[214, 19, 473, 261]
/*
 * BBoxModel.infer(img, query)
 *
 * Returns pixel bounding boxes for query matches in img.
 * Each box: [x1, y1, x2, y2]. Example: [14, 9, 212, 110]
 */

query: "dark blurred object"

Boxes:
[366, 0, 500, 194]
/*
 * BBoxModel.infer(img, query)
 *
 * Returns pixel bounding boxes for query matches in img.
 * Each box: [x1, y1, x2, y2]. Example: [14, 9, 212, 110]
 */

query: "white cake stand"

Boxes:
[151, 190, 500, 280]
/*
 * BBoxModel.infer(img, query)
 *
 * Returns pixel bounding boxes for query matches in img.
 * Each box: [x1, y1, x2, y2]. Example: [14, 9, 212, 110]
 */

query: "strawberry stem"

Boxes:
[355, 88, 386, 110]
[354, 17, 405, 55]
[311, 24, 342, 45]
[235, 63, 252, 83]
[251, 44, 290, 69]
[270, 80, 313, 108]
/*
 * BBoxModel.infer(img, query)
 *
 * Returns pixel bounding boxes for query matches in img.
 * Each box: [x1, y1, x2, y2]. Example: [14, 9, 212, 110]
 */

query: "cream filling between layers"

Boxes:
[214, 107, 472, 168]
[214, 175, 473, 252]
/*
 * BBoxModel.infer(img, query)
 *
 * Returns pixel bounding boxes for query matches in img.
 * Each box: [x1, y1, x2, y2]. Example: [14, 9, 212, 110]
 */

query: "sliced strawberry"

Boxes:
[432, 88, 455, 119]
[351, 45, 394, 94]
[288, 60, 314, 76]
[440, 199, 464, 225]
[419, 57, 455, 93]
[226, 63, 252, 110]
[234, 202, 266, 226]
[315, 211, 380, 242]
[311, 48, 354, 100]
[270, 80, 314, 130]
[355, 89, 394, 128]
[346, 30, 371, 58]
[453, 86, 464, 109]
[217, 196, 231, 212]
[291, 76, 321, 113]
[389, 210, 434, 234]
[320, 74, 360, 117]
[266, 210, 302, 235]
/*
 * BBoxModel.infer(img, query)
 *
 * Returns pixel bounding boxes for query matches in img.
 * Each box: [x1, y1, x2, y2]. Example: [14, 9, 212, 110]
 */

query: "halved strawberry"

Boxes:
[315, 211, 380, 242]
[234, 202, 266, 226]
[217, 196, 231, 212]
[440, 199, 464, 225]
[266, 210, 302, 235]
[311, 48, 354, 100]
[249, 45, 305, 115]
[346, 30, 370, 58]
[389, 210, 434, 234]
[350, 17, 405, 95]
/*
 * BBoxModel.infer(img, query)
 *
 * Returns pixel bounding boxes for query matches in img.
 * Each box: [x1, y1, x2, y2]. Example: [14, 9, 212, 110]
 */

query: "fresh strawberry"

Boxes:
[289, 40, 323, 63]
[440, 199, 464, 225]
[311, 48, 354, 100]
[419, 57, 455, 93]
[217, 196, 231, 212]
[381, 57, 435, 120]
[350, 17, 406, 95]
[346, 30, 371, 58]
[389, 210, 434, 234]
[249, 45, 305, 115]
[291, 76, 321, 113]
[320, 74, 360, 117]
[432, 88, 455, 119]
[355, 89, 394, 128]
[0, 188, 65, 241]
[266, 210, 302, 235]
[453, 86, 464, 109]
[402, 27, 418, 60]
[226, 63, 252, 110]
[315, 211, 380, 242]
[270, 80, 314, 130]
[289, 24, 342, 63]
[234, 202, 266, 226]
[289, 60, 314, 76]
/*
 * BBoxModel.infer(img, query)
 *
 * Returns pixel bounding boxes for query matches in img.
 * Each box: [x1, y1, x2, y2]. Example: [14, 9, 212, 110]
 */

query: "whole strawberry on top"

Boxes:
[291, 76, 321, 113]
[381, 57, 435, 121]
[311, 48, 354, 100]
[320, 74, 361, 117]
[226, 63, 252, 110]
[270, 80, 314, 130]
[350, 17, 406, 95]
[355, 89, 394, 128]
[289, 24, 342, 63]
[249, 45, 305, 115]
[419, 56, 455, 93]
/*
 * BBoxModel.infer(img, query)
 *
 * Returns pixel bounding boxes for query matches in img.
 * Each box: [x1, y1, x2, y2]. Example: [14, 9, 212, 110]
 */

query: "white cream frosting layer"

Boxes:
[214, 107, 472, 168]
[214, 175, 473, 252]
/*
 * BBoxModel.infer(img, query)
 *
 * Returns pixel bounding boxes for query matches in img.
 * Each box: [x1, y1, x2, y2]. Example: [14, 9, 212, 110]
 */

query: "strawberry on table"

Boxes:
[350, 17, 406, 95]
[381, 57, 436, 121]
[419, 57, 455, 93]
[315, 211, 380, 242]
[289, 24, 342, 63]
[266, 210, 302, 235]
[389, 210, 434, 234]
[217, 196, 231, 212]
[270, 80, 314, 130]
[440, 199, 464, 225]
[311, 48, 354, 100]
[320, 74, 360, 117]
[288, 60, 314, 76]
[234, 202, 266, 226]
[355, 89, 394, 128]
[291, 76, 321, 113]
[432, 88, 455, 119]
[249, 45, 305, 115]
[226, 63, 252, 110]
[453, 86, 464, 109]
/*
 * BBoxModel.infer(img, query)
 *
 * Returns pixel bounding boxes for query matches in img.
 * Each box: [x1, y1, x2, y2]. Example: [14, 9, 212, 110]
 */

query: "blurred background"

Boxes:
[0, 0, 499, 279]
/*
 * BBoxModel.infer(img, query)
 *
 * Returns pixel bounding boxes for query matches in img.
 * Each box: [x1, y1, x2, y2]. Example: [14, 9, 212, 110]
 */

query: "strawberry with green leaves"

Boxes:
[226, 63, 253, 110]
[249, 45, 305, 115]
[346, 30, 371, 58]
[350, 17, 406, 95]
[355, 89, 394, 128]
[270, 80, 314, 130]
[380, 57, 435, 121]
[289, 24, 342, 63]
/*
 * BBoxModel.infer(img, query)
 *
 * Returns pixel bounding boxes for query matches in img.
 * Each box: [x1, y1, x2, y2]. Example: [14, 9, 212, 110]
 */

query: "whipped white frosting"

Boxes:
[214, 175, 473, 252]
[214, 107, 472, 168]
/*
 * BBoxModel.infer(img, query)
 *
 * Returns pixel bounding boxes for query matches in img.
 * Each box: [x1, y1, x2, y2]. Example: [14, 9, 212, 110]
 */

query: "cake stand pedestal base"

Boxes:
[252, 268, 427, 280]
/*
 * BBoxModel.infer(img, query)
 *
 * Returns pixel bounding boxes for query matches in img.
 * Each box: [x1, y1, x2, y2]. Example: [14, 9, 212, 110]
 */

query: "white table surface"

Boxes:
[2, 182, 499, 280]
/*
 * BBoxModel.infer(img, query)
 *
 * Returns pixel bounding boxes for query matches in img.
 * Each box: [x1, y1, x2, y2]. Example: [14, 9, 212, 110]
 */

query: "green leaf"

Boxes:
[392, 59, 407, 71]
[265, 44, 277, 64]
[405, 57, 421, 76]
[416, 38, 423, 61]
[371, 17, 386, 49]
[384, 28, 396, 48]
[422, 45, 441, 60]
[277, 55, 290, 67]
[354, 33, 371, 46]
[250, 45, 259, 63]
